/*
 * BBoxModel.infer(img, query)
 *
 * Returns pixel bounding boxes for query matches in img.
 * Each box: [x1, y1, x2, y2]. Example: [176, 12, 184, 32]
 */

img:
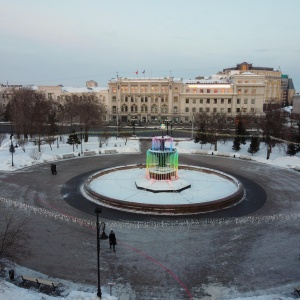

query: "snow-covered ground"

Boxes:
[0, 133, 300, 299]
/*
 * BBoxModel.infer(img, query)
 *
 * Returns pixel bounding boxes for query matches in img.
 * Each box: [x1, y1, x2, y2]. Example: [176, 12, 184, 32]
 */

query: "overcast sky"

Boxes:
[1, 0, 300, 90]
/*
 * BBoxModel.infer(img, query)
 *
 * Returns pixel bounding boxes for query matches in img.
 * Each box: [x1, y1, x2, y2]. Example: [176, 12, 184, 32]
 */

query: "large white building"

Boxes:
[107, 72, 265, 124]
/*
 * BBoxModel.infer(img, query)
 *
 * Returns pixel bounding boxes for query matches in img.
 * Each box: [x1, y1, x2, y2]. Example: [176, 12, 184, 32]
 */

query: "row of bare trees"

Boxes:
[193, 110, 300, 158]
[2, 88, 107, 150]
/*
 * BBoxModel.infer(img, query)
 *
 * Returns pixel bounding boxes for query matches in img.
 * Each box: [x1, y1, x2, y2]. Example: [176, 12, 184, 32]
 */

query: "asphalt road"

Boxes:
[1, 141, 300, 299]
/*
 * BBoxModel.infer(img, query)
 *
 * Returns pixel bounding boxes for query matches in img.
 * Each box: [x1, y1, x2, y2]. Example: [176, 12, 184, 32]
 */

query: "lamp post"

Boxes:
[165, 118, 171, 136]
[95, 206, 102, 299]
[10, 133, 14, 167]
[131, 117, 136, 136]
[80, 127, 83, 155]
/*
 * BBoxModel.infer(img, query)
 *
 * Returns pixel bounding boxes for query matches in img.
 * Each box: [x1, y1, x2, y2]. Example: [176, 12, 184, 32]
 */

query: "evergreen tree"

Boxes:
[248, 136, 260, 155]
[232, 137, 241, 151]
[286, 143, 297, 156]
[194, 121, 208, 149]
[67, 130, 81, 151]
[232, 117, 248, 152]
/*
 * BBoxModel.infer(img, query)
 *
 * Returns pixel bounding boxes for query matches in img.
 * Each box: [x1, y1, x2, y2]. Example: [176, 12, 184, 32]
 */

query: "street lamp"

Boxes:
[165, 118, 171, 136]
[10, 133, 14, 167]
[80, 127, 83, 155]
[95, 206, 102, 298]
[131, 117, 136, 136]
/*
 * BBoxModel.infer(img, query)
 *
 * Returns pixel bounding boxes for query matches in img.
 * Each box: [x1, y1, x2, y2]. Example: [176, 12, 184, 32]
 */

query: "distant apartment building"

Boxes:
[281, 75, 295, 105]
[292, 93, 300, 114]
[220, 61, 289, 103]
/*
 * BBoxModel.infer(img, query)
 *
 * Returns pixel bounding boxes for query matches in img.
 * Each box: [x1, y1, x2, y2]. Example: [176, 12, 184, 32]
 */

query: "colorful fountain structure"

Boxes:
[83, 135, 245, 215]
[135, 136, 191, 193]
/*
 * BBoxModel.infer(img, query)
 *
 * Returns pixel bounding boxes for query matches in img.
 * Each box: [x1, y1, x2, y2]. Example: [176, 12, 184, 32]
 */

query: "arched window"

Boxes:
[151, 105, 158, 113]
[161, 105, 168, 114]
[173, 106, 178, 113]
[141, 105, 148, 113]
[121, 104, 128, 112]
[131, 105, 138, 112]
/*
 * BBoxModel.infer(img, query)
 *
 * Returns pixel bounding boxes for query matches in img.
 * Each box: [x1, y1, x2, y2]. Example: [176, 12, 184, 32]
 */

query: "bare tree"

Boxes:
[77, 94, 106, 142]
[97, 126, 110, 147]
[256, 109, 286, 159]
[0, 208, 31, 263]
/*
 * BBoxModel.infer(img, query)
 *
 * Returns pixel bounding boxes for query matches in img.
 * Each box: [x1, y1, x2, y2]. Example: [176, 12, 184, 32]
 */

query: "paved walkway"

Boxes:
[1, 141, 300, 299]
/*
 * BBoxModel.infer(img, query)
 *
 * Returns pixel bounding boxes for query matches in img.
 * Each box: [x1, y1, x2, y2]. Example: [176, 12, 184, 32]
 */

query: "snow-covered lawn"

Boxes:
[0, 133, 300, 299]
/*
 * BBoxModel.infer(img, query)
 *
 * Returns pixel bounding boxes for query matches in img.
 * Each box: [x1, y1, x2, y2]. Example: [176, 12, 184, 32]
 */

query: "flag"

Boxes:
[135, 70, 138, 75]
[142, 70, 145, 74]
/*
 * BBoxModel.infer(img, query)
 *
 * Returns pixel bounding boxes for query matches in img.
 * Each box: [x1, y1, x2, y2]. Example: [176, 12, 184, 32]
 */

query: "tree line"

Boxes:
[193, 110, 300, 159]
[1, 87, 107, 151]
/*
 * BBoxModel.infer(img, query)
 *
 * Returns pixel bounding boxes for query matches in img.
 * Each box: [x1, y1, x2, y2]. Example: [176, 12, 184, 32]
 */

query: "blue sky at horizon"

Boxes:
[1, 0, 300, 90]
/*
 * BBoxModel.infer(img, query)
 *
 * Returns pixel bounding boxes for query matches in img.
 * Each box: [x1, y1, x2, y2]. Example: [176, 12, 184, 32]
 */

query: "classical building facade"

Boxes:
[220, 62, 287, 103]
[107, 73, 265, 124]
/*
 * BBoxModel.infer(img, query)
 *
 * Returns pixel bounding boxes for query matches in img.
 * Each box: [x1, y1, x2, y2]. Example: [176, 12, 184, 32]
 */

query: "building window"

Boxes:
[207, 89, 210, 93]
[174, 106, 178, 113]
[221, 98, 224, 104]
[228, 99, 231, 104]
[186, 89, 190, 93]
[200, 99, 203, 104]
[131, 97, 134, 102]
[200, 89, 204, 93]
[193, 88, 197, 93]
[185, 107, 189, 112]
[199, 107, 203, 112]
[206, 99, 210, 104]
[251, 99, 255, 104]
[145, 96, 148, 102]
[131, 105, 137, 112]
[206, 107, 210, 112]
[251, 89, 256, 95]
[244, 89, 248, 94]
[214, 89, 218, 93]
[237, 99, 240, 104]
[193, 99, 196, 104]
[214, 98, 217, 104]
[186, 99, 189, 104]
[192, 107, 196, 113]
[112, 87, 117, 93]
[244, 99, 248, 104]
[174, 96, 178, 103]
[112, 106, 116, 113]
[174, 87, 178, 93]
[141, 105, 148, 113]
[236, 108, 240, 112]
[237, 89, 242, 95]
[121, 105, 128, 112]
[112, 96, 116, 102]
[228, 108, 231, 113]
[151, 105, 158, 113]
[161, 105, 168, 113]
[213, 107, 217, 113]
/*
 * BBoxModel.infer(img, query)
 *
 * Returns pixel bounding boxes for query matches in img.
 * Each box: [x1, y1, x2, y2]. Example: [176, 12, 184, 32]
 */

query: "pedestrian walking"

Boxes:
[50, 163, 57, 175]
[109, 230, 117, 252]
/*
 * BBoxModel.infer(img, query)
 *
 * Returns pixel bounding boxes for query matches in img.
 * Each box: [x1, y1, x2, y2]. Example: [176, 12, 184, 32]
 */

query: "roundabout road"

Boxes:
[1, 141, 300, 299]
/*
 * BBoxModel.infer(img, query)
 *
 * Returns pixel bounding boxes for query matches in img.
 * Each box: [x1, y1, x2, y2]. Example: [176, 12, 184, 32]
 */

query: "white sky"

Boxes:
[0, 0, 300, 89]
[0, 135, 300, 299]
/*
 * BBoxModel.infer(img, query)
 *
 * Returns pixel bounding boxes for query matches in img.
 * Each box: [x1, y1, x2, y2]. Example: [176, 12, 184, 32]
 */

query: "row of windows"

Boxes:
[186, 98, 232, 104]
[237, 89, 256, 95]
[112, 86, 179, 93]
[112, 105, 255, 114]
[185, 88, 233, 94]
